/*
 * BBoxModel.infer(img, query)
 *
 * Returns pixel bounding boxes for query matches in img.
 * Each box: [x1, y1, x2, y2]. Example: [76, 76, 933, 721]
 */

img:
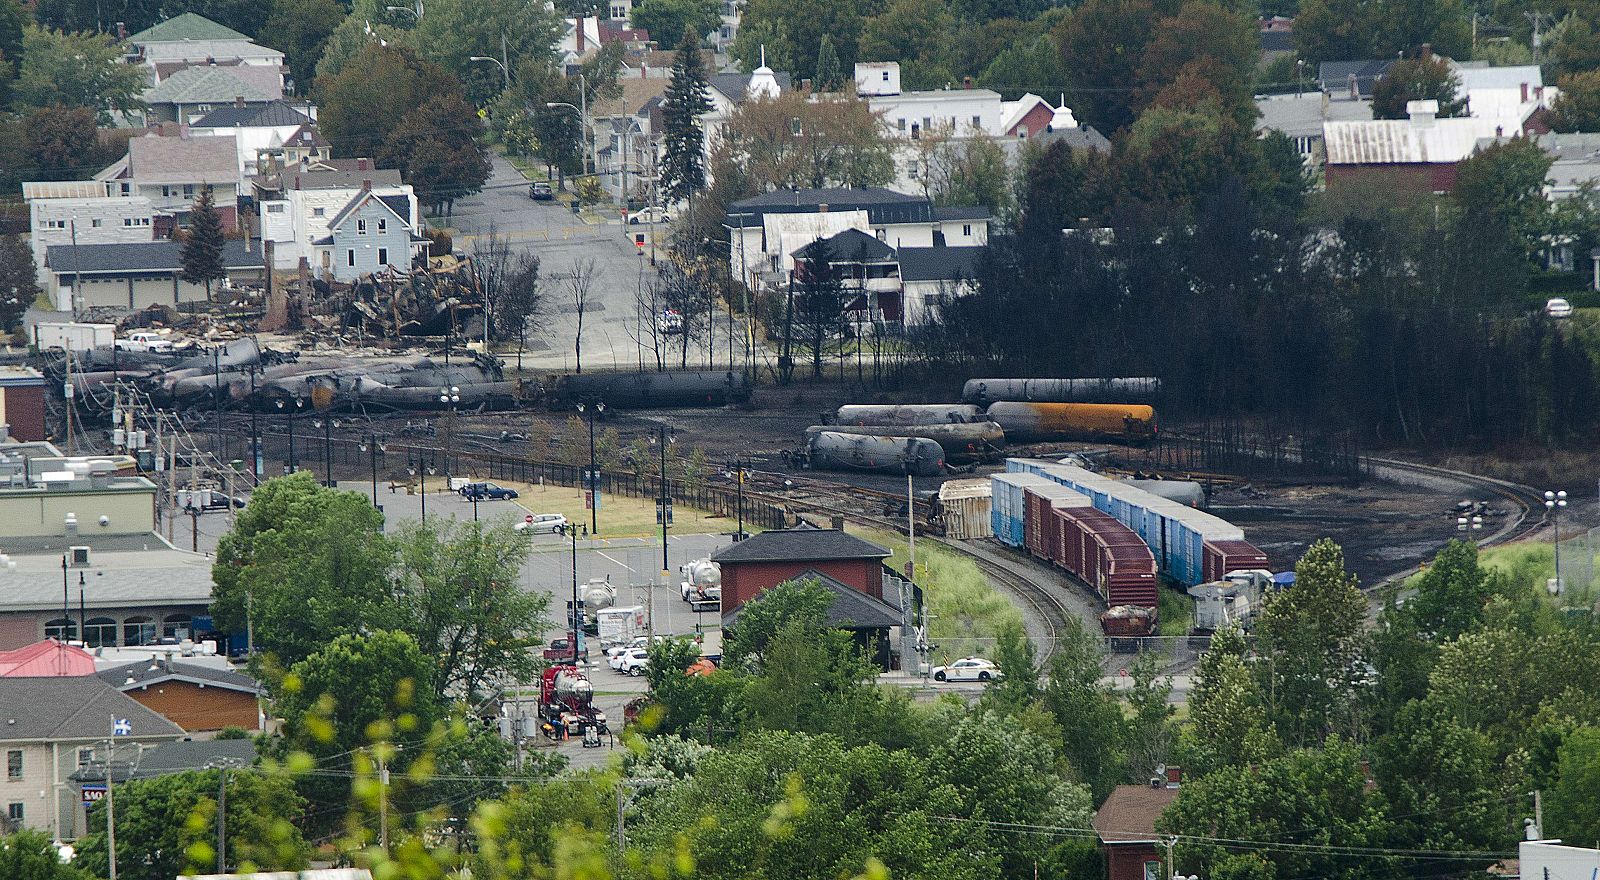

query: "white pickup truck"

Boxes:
[115, 331, 175, 353]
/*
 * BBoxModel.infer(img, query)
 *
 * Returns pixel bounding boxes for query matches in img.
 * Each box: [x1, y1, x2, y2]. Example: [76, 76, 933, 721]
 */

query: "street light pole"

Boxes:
[361, 432, 385, 505]
[440, 386, 459, 485]
[468, 55, 510, 90]
[562, 523, 581, 663]
[653, 425, 674, 572]
[576, 400, 603, 534]
[1546, 489, 1568, 594]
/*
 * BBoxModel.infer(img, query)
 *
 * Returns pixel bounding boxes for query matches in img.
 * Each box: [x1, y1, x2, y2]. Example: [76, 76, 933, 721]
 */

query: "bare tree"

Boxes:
[474, 228, 548, 370]
[626, 271, 669, 372]
[565, 257, 598, 374]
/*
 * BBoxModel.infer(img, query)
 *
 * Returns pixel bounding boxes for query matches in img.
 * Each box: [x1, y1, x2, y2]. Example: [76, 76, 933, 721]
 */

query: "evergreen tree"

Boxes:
[180, 186, 226, 301]
[815, 34, 841, 90]
[660, 26, 713, 204]
[0, 233, 40, 332]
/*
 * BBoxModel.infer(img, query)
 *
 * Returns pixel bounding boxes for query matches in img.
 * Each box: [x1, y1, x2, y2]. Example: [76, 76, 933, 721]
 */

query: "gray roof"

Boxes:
[722, 569, 902, 629]
[70, 737, 257, 783]
[897, 245, 986, 282]
[192, 100, 311, 129]
[143, 65, 277, 106]
[1032, 124, 1112, 152]
[99, 659, 261, 694]
[126, 134, 239, 184]
[0, 677, 184, 742]
[328, 190, 409, 231]
[46, 239, 264, 276]
[258, 167, 405, 192]
[128, 12, 250, 43]
[1255, 92, 1374, 138]
[710, 71, 793, 104]
[0, 537, 214, 613]
[1261, 29, 1294, 52]
[932, 206, 992, 221]
[727, 187, 934, 227]
[793, 228, 897, 262]
[1318, 59, 1397, 97]
[711, 527, 889, 564]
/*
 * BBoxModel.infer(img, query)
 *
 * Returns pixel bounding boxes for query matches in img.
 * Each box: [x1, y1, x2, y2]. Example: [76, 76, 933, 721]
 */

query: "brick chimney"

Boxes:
[576, 17, 585, 53]
[1521, 82, 1529, 102]
[963, 75, 973, 89]
[1419, 43, 1432, 60]
[1164, 765, 1182, 788]
[235, 95, 246, 108]
[357, 157, 369, 171]
[361, 178, 372, 192]
[294, 174, 301, 190]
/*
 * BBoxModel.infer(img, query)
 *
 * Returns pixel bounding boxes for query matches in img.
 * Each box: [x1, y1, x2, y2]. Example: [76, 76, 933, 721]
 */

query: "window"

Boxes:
[119, 182, 131, 196]
[6, 751, 20, 780]
[875, 228, 885, 241]
[7, 803, 21, 825]
[1143, 861, 1161, 880]
[194, 104, 211, 112]
[357, 219, 367, 235]
[312, 207, 325, 217]
[720, 25, 730, 38]
[43, 618, 76, 641]
[83, 617, 117, 648]
[266, 204, 285, 214]
[161, 613, 192, 640]
[896, 118, 905, 132]
[161, 185, 173, 198]
[77, 749, 94, 768]
[962, 224, 972, 237]
[378, 247, 389, 265]
[347, 250, 356, 267]
[123, 616, 155, 646]
[377, 218, 387, 233]
[922, 116, 932, 130]
[971, 115, 981, 129]
[91, 218, 103, 228]
[182, 184, 195, 198]
[770, 254, 779, 271]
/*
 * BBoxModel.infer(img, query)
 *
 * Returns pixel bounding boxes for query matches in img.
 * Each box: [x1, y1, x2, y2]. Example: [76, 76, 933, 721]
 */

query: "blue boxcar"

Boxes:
[990, 471, 1057, 549]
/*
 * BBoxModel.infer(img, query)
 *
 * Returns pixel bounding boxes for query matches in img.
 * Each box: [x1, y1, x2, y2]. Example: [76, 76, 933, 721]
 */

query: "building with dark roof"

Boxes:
[0, 675, 184, 838]
[786, 227, 988, 326]
[1094, 772, 1183, 880]
[99, 658, 262, 732]
[44, 239, 265, 309]
[712, 528, 892, 612]
[722, 569, 903, 669]
[1318, 59, 1398, 99]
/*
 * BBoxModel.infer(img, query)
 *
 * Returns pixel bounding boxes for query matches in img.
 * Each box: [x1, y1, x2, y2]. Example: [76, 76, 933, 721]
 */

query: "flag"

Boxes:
[112, 718, 131, 736]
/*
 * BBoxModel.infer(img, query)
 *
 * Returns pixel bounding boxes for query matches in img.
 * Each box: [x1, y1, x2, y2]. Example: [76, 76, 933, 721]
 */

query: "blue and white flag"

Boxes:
[112, 718, 131, 736]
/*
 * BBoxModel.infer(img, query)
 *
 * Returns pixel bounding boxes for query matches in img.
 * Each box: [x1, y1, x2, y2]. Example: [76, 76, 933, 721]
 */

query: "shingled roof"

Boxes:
[143, 65, 277, 106]
[0, 677, 184, 742]
[99, 659, 261, 695]
[711, 528, 889, 564]
[128, 12, 250, 44]
[1093, 784, 1180, 844]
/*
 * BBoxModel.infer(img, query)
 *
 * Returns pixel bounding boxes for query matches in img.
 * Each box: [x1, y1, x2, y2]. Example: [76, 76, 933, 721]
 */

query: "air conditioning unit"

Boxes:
[70, 546, 91, 567]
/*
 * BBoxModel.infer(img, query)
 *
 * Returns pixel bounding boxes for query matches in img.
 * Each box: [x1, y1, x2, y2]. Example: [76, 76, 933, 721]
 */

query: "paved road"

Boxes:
[445, 156, 739, 374]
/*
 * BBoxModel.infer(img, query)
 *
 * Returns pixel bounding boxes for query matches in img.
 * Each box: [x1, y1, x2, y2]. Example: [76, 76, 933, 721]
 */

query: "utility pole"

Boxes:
[378, 752, 390, 852]
[906, 474, 916, 581]
[216, 765, 228, 872]
[106, 721, 118, 880]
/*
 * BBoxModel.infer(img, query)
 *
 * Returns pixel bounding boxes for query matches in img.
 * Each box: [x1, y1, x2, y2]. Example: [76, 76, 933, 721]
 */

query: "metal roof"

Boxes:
[99, 659, 261, 694]
[21, 182, 110, 200]
[1323, 117, 1494, 165]
[128, 12, 251, 43]
[0, 539, 214, 613]
[937, 478, 991, 500]
[896, 245, 986, 282]
[46, 239, 264, 275]
[193, 100, 311, 129]
[932, 206, 992, 221]
[0, 677, 184, 742]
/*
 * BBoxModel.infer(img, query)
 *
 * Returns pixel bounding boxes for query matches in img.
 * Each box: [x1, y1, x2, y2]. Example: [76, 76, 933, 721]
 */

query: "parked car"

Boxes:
[460, 482, 519, 500]
[115, 331, 175, 353]
[615, 647, 650, 676]
[930, 657, 1002, 683]
[515, 513, 568, 534]
[543, 637, 587, 662]
[529, 182, 554, 200]
[1547, 297, 1574, 318]
[628, 206, 670, 225]
[657, 309, 684, 335]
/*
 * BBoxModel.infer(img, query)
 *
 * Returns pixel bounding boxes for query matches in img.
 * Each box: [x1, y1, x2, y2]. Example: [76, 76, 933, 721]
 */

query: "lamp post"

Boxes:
[561, 522, 581, 664]
[725, 459, 746, 540]
[650, 426, 675, 573]
[440, 385, 459, 486]
[246, 365, 261, 487]
[408, 455, 434, 521]
[576, 399, 604, 534]
[312, 417, 337, 487]
[469, 54, 510, 90]
[1546, 489, 1568, 595]
[360, 433, 387, 506]
[546, 74, 591, 176]
[384, 2, 421, 19]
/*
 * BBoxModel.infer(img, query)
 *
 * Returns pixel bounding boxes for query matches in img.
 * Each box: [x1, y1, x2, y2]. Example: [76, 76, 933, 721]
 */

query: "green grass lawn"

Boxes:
[854, 527, 1023, 663]
[1405, 540, 1600, 610]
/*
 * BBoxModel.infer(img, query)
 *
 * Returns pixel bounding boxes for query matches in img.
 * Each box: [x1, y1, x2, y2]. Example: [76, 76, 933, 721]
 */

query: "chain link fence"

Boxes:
[1554, 524, 1600, 606]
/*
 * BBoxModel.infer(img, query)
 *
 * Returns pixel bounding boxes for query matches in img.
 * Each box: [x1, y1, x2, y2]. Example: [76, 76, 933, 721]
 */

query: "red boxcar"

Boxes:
[1202, 539, 1269, 584]
[1053, 506, 1158, 608]
[1024, 485, 1090, 562]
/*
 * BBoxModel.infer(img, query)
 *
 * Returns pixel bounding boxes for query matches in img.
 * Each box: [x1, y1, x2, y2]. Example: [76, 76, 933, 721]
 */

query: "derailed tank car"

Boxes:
[805, 422, 1005, 462]
[986, 402, 1157, 443]
[833, 404, 982, 425]
[961, 377, 1163, 406]
[801, 431, 945, 477]
[546, 371, 751, 409]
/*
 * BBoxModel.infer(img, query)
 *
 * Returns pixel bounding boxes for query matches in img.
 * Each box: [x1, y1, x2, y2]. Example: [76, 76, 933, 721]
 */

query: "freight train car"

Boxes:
[546, 370, 751, 410]
[1007, 459, 1266, 588]
[986, 402, 1157, 443]
[834, 404, 983, 425]
[801, 431, 945, 477]
[991, 472, 1058, 548]
[805, 422, 1004, 462]
[962, 377, 1163, 406]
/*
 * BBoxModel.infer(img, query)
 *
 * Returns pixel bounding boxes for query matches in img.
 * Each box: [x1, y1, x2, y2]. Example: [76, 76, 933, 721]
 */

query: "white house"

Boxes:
[724, 186, 989, 290]
[125, 13, 287, 77]
[789, 227, 986, 327]
[94, 133, 242, 237]
[21, 188, 155, 289]
[190, 100, 320, 178]
[311, 186, 427, 282]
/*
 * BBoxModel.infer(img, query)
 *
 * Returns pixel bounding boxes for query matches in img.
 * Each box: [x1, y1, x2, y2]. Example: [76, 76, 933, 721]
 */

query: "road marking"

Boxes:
[597, 551, 636, 572]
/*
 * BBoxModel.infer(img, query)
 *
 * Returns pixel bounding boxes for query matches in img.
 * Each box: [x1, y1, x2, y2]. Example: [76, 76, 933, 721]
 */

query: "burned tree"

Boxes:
[565, 257, 598, 374]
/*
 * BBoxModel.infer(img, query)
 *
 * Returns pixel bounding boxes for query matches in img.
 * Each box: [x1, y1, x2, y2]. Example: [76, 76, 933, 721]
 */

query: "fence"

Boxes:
[1124, 427, 1367, 483]
[1554, 524, 1600, 605]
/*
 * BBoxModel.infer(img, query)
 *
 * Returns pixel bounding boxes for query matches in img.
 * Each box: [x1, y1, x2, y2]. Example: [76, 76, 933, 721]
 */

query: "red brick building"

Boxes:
[712, 528, 892, 610]
[1093, 769, 1182, 880]
[0, 366, 46, 442]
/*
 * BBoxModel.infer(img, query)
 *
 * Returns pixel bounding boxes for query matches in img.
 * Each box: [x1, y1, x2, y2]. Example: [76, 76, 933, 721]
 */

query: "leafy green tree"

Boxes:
[1554, 71, 1600, 132]
[413, 0, 562, 105]
[858, 0, 956, 90]
[379, 91, 492, 215]
[1054, 0, 1155, 131]
[1375, 0, 1469, 60]
[1549, 14, 1600, 79]
[1371, 698, 1509, 852]
[392, 517, 550, 698]
[317, 42, 456, 158]
[76, 769, 310, 880]
[13, 26, 147, 122]
[926, 131, 1013, 219]
[0, 233, 39, 330]
[18, 105, 104, 182]
[1547, 726, 1600, 847]
[1371, 55, 1465, 119]
[181, 186, 226, 301]
[1291, 0, 1374, 64]
[1405, 540, 1502, 642]
[723, 577, 832, 668]
[732, 0, 866, 82]
[1124, 651, 1177, 782]
[712, 88, 895, 193]
[1181, 625, 1277, 775]
[312, 14, 412, 84]
[211, 473, 402, 667]
[480, 773, 617, 875]
[1120, 104, 1234, 207]
[1427, 624, 1600, 758]
[1135, 0, 1259, 122]
[627, 730, 991, 880]
[984, 619, 1041, 711]
[1253, 538, 1368, 748]
[736, 616, 913, 748]
[642, 636, 738, 738]
[1041, 617, 1128, 801]
[263, 0, 345, 95]
[0, 830, 89, 880]
[0, 0, 25, 90]
[630, 0, 721, 50]
[814, 33, 843, 90]
[1453, 137, 1554, 265]
[979, 33, 1069, 101]
[660, 27, 714, 204]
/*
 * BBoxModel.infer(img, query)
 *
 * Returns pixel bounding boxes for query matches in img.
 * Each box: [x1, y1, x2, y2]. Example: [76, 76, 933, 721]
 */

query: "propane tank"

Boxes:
[552, 668, 594, 705]
[583, 577, 617, 611]
[684, 559, 721, 588]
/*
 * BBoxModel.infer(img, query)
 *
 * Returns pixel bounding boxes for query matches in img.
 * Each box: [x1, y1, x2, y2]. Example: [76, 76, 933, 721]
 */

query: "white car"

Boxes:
[1547, 297, 1574, 318]
[515, 513, 568, 534]
[615, 648, 650, 676]
[657, 309, 684, 335]
[628, 206, 670, 225]
[605, 636, 652, 661]
[930, 657, 1003, 683]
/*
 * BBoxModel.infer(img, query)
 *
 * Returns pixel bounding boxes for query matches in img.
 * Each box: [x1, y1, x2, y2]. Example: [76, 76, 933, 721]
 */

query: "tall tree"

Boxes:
[660, 27, 713, 205]
[0, 0, 25, 86]
[180, 186, 226, 301]
[1453, 137, 1554, 265]
[565, 256, 598, 373]
[1292, 0, 1374, 64]
[1371, 55, 1465, 119]
[814, 34, 843, 90]
[1547, 727, 1600, 847]
[1253, 539, 1369, 747]
[1, 830, 89, 880]
[712, 89, 894, 193]
[1553, 71, 1600, 132]
[13, 26, 147, 122]
[317, 43, 457, 158]
[19, 106, 104, 182]
[1041, 617, 1130, 801]
[413, 0, 563, 105]
[379, 91, 492, 215]
[0, 234, 39, 332]
[857, 0, 956, 90]
[262, 0, 345, 94]
[1054, 0, 1155, 131]
[210, 473, 402, 667]
[1180, 625, 1278, 776]
[731, 0, 867, 82]
[630, 0, 721, 50]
